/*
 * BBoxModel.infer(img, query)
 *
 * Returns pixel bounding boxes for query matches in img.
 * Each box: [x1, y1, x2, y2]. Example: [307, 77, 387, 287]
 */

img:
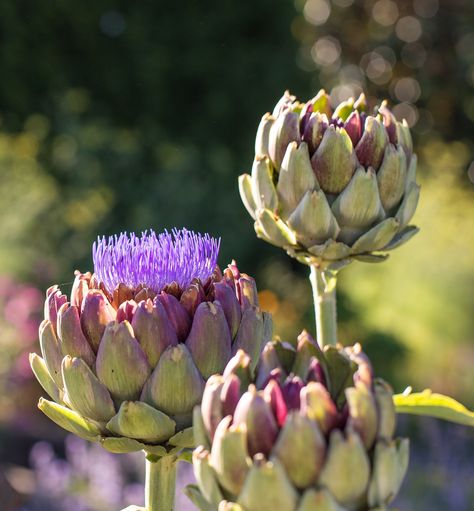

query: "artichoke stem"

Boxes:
[145, 453, 177, 511]
[309, 266, 338, 347]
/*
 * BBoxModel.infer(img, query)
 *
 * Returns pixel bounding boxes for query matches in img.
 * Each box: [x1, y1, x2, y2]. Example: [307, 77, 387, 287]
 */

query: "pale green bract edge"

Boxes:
[393, 388, 474, 427]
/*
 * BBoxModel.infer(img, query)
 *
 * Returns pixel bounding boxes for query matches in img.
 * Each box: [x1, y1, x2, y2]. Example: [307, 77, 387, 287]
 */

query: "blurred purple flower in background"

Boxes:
[26, 436, 143, 511]
[0, 276, 43, 424]
[6, 435, 194, 511]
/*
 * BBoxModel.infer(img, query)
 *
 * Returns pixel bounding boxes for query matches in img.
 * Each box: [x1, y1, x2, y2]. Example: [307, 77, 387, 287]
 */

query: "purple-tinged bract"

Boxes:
[93, 228, 220, 295]
[239, 90, 420, 271]
[30, 229, 271, 456]
[190, 334, 409, 511]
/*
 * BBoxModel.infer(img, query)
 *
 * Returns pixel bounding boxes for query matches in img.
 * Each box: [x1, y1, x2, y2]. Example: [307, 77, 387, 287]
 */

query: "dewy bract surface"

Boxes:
[30, 229, 272, 455]
[239, 90, 420, 270]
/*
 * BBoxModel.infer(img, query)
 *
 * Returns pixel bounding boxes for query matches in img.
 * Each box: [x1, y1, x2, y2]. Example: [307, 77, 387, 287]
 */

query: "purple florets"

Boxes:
[93, 228, 220, 294]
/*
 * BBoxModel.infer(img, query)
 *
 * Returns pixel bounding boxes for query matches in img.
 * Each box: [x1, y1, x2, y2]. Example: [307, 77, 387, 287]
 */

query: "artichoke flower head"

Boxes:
[30, 229, 271, 456]
[239, 90, 420, 270]
[190, 333, 409, 511]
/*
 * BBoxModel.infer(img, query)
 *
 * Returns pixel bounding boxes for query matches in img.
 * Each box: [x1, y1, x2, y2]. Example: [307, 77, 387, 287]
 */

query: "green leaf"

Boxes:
[393, 389, 474, 426]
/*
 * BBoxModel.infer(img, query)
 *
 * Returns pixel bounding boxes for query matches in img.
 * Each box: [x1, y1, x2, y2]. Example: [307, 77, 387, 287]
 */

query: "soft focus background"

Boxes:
[0, 0, 473, 509]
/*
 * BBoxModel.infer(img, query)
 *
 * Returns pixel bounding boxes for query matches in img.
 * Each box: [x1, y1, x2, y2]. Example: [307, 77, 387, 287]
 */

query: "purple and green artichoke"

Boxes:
[188, 332, 409, 511]
[239, 90, 420, 269]
[30, 229, 272, 456]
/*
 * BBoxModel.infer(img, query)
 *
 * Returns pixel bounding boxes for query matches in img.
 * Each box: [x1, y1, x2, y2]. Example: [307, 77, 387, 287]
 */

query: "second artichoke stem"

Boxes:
[145, 453, 177, 511]
[309, 266, 338, 348]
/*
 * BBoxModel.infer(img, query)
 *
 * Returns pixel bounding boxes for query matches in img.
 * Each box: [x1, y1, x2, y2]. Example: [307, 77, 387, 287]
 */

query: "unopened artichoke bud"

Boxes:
[240, 90, 420, 269]
[30, 229, 270, 454]
[190, 336, 409, 510]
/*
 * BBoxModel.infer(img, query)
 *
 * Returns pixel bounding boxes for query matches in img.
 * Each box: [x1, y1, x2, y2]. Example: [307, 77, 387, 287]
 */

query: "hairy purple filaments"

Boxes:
[93, 228, 221, 294]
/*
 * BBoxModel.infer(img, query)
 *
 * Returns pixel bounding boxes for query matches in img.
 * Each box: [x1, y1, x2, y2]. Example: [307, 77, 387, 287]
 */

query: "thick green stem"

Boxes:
[145, 454, 177, 511]
[309, 266, 338, 348]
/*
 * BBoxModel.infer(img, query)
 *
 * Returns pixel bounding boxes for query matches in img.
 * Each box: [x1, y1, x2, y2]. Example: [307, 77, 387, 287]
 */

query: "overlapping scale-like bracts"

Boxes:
[30, 259, 272, 456]
[239, 90, 420, 270]
[189, 332, 408, 511]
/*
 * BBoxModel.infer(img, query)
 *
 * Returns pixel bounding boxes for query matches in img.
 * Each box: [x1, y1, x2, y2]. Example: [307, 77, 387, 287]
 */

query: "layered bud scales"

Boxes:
[239, 90, 420, 269]
[190, 333, 409, 511]
[30, 229, 271, 455]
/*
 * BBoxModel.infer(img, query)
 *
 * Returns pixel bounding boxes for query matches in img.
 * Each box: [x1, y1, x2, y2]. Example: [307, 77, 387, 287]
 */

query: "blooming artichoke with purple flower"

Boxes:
[30, 229, 272, 456]
[187, 332, 409, 511]
[239, 90, 420, 269]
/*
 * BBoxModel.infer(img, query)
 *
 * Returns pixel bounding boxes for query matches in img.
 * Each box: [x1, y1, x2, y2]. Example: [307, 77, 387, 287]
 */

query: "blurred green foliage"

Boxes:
[0, 0, 307, 285]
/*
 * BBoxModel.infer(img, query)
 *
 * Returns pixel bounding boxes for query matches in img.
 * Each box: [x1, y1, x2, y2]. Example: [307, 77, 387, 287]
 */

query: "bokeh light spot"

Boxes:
[303, 0, 331, 26]
[311, 36, 341, 67]
[393, 77, 421, 103]
[393, 102, 419, 127]
[372, 0, 399, 27]
[396, 16, 423, 43]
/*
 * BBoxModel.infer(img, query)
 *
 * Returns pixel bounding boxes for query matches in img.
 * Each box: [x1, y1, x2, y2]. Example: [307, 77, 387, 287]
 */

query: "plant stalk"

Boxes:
[309, 265, 338, 348]
[145, 453, 177, 511]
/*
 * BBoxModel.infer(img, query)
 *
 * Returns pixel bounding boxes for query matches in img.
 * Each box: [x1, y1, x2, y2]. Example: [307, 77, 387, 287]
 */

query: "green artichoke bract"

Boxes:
[239, 90, 420, 270]
[188, 332, 409, 511]
[30, 229, 272, 456]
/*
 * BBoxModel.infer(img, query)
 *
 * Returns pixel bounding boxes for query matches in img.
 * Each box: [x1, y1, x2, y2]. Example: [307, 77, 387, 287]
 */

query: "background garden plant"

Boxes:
[1, 0, 473, 510]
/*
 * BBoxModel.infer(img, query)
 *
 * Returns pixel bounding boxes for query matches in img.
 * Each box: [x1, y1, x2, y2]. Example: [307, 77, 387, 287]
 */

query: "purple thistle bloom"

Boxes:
[93, 228, 220, 294]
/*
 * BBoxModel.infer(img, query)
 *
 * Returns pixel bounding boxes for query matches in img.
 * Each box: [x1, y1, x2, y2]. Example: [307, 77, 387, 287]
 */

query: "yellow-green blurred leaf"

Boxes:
[394, 389, 474, 426]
